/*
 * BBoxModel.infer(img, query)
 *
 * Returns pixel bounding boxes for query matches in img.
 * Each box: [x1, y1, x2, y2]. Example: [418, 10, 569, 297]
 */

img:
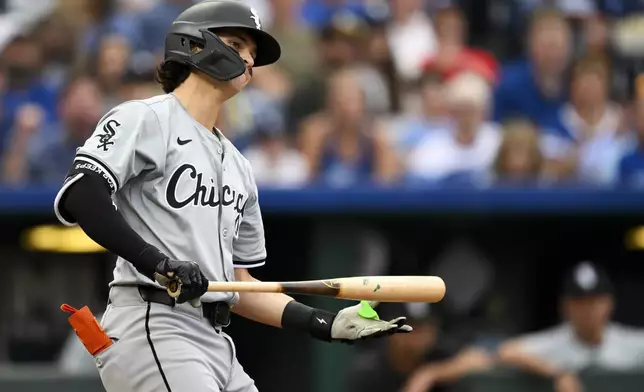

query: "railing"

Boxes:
[0, 186, 643, 214]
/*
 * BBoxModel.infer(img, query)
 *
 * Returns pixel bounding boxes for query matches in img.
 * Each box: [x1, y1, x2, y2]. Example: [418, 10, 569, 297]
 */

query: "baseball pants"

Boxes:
[94, 286, 258, 392]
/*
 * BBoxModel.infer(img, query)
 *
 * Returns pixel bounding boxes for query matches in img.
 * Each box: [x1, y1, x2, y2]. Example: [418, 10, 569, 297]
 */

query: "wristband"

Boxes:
[281, 301, 336, 342]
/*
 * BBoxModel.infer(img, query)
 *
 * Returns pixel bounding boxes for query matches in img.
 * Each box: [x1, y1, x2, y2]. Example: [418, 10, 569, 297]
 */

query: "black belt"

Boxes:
[137, 286, 231, 328]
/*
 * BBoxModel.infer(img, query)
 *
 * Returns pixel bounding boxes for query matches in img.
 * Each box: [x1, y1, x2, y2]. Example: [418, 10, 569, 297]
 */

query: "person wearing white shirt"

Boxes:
[244, 123, 309, 189]
[386, 0, 437, 82]
[499, 262, 644, 392]
[541, 57, 627, 185]
[406, 72, 500, 183]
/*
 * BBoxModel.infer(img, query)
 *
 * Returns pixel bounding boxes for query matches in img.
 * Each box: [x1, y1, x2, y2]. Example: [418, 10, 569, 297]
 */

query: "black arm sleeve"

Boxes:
[61, 172, 166, 279]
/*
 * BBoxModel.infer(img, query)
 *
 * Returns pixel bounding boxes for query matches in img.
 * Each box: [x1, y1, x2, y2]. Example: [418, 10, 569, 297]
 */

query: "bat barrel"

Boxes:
[337, 276, 445, 303]
[282, 276, 446, 303]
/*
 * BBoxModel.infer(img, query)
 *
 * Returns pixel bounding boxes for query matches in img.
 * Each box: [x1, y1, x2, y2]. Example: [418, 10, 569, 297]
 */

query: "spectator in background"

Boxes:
[219, 84, 286, 149]
[301, 0, 373, 30]
[0, 104, 46, 185]
[494, 8, 572, 133]
[92, 34, 133, 112]
[386, 0, 437, 83]
[118, 71, 160, 102]
[266, 0, 319, 87]
[492, 119, 544, 186]
[286, 19, 363, 133]
[389, 72, 449, 155]
[554, 56, 626, 184]
[499, 261, 644, 392]
[35, 15, 77, 91]
[76, 0, 142, 62]
[353, 20, 400, 115]
[348, 303, 494, 392]
[617, 97, 644, 187]
[243, 111, 309, 189]
[298, 67, 398, 187]
[364, 21, 403, 114]
[2, 75, 103, 185]
[0, 35, 58, 157]
[422, 6, 498, 84]
[406, 72, 500, 184]
[582, 15, 609, 57]
[135, 0, 196, 56]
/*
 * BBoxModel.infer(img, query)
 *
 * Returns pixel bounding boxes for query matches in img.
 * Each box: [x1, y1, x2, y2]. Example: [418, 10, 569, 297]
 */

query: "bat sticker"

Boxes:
[322, 280, 341, 289]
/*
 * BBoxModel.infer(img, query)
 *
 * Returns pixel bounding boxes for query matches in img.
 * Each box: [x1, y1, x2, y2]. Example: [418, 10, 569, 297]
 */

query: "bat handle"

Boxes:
[154, 272, 182, 298]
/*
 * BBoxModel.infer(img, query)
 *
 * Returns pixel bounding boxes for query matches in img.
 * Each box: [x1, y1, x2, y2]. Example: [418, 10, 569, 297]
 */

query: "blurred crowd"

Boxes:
[2, 0, 644, 190]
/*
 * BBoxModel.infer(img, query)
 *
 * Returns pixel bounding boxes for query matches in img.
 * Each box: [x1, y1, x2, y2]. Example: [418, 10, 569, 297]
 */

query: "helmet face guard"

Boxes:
[165, 29, 246, 81]
[163, 1, 281, 82]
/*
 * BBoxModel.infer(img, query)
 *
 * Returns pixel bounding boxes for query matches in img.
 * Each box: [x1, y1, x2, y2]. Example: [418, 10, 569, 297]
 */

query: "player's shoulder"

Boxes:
[101, 94, 174, 124]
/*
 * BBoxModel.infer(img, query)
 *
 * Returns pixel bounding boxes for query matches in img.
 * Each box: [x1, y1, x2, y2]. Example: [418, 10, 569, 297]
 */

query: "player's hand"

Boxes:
[154, 258, 209, 304]
[331, 301, 412, 343]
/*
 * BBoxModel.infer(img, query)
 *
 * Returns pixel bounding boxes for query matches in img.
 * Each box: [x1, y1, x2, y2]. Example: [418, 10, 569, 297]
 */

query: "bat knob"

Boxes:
[167, 280, 181, 298]
[154, 272, 182, 298]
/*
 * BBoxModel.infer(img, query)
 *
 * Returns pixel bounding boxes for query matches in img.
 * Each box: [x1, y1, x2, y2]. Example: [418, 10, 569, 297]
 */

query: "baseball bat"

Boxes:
[160, 275, 446, 303]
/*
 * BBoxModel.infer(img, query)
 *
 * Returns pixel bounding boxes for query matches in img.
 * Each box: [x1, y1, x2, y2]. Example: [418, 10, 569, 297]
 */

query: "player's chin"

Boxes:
[229, 73, 250, 92]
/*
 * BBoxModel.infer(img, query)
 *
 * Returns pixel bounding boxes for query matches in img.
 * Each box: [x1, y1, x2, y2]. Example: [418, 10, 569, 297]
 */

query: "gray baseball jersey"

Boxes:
[54, 93, 266, 304]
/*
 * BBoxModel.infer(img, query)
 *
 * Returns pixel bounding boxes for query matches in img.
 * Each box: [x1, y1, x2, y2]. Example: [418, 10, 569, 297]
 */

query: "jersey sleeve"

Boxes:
[54, 101, 166, 226]
[232, 169, 267, 268]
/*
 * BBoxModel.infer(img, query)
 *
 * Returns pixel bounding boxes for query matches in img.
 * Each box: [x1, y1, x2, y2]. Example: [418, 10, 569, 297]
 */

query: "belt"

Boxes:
[137, 286, 231, 328]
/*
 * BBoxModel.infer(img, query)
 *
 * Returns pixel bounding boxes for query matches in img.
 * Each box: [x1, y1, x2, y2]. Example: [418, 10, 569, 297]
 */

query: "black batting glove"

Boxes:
[155, 258, 209, 303]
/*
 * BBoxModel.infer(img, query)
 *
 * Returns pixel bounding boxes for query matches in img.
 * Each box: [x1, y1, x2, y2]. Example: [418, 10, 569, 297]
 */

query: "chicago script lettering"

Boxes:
[166, 164, 246, 215]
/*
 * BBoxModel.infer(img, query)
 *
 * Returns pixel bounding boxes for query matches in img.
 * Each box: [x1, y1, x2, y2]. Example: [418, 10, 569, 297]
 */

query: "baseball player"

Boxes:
[53, 1, 411, 391]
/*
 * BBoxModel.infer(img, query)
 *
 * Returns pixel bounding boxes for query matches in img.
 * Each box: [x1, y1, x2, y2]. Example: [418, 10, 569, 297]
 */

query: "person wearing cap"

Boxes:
[498, 262, 644, 392]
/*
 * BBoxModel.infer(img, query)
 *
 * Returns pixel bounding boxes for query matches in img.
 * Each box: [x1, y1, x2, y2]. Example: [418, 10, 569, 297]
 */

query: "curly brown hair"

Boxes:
[155, 60, 191, 93]
[155, 43, 204, 93]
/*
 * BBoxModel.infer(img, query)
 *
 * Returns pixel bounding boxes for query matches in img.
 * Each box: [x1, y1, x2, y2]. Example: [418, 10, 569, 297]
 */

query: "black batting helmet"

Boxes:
[164, 0, 281, 82]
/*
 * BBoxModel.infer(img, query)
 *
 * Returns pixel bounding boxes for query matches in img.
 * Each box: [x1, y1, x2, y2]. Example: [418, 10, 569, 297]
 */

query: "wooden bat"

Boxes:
[158, 275, 446, 303]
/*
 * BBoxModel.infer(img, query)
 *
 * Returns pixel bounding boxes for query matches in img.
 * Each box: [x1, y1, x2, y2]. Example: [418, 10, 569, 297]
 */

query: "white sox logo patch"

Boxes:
[250, 7, 261, 30]
[96, 119, 120, 151]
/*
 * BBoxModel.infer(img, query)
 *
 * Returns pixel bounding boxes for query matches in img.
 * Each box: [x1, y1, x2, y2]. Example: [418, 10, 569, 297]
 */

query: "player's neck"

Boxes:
[173, 74, 226, 131]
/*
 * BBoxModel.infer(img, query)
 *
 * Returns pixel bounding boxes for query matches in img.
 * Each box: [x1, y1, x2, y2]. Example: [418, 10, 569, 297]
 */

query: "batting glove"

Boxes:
[331, 301, 412, 343]
[154, 258, 209, 304]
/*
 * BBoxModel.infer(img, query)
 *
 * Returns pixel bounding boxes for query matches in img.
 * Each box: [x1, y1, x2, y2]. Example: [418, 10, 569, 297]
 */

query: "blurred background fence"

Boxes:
[1, 0, 644, 392]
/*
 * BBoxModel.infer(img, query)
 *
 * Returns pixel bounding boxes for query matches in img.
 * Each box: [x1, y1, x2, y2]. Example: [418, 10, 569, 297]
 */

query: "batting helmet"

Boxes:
[164, 0, 281, 82]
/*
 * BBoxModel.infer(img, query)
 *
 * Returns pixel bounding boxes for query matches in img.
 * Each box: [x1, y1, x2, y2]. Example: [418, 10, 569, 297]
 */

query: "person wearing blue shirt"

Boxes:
[301, 0, 372, 29]
[0, 36, 58, 158]
[618, 100, 644, 188]
[493, 9, 572, 138]
[617, 147, 644, 188]
[136, 0, 198, 54]
[24, 76, 103, 185]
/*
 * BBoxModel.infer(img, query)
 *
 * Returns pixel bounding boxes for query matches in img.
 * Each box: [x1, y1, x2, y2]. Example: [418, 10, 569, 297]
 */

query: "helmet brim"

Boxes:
[242, 28, 281, 67]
